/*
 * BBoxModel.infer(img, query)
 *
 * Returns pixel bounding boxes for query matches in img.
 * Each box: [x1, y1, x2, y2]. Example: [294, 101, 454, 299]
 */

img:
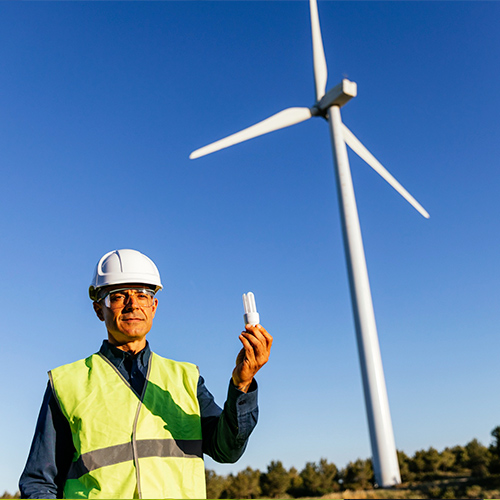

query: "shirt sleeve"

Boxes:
[19, 383, 74, 499]
[198, 375, 259, 463]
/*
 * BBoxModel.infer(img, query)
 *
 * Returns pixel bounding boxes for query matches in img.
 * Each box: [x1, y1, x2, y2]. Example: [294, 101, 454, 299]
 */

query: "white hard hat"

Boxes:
[89, 249, 163, 301]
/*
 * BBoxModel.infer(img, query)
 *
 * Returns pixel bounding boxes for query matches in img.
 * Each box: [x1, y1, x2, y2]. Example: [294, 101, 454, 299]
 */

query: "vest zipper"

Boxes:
[134, 355, 152, 499]
[132, 399, 143, 499]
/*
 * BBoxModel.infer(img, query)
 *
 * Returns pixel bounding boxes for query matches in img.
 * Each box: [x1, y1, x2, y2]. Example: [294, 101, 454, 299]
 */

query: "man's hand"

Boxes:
[232, 324, 273, 393]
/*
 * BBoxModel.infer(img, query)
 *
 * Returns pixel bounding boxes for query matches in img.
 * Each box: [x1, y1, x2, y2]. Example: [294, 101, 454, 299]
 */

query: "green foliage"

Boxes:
[426, 485, 442, 498]
[397, 449, 416, 482]
[298, 458, 340, 497]
[489, 456, 500, 475]
[465, 484, 482, 498]
[491, 426, 500, 456]
[287, 466, 303, 495]
[0, 493, 20, 499]
[449, 444, 470, 472]
[224, 466, 261, 499]
[425, 447, 441, 473]
[465, 438, 491, 478]
[409, 449, 427, 475]
[439, 447, 456, 472]
[409, 447, 443, 479]
[341, 458, 374, 490]
[441, 486, 456, 499]
[205, 469, 228, 500]
[201, 424, 500, 498]
[489, 426, 500, 474]
[259, 460, 292, 498]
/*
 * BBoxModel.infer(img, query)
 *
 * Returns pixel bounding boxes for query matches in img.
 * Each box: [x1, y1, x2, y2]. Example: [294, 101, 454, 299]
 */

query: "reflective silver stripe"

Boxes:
[67, 439, 203, 479]
[67, 441, 133, 479]
[139, 438, 203, 459]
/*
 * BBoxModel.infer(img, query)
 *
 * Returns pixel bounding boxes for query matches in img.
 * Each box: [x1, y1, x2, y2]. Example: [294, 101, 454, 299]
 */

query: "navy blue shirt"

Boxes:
[19, 341, 258, 499]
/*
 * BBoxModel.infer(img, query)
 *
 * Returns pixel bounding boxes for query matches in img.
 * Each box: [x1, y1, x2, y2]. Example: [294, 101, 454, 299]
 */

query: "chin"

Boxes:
[122, 331, 147, 339]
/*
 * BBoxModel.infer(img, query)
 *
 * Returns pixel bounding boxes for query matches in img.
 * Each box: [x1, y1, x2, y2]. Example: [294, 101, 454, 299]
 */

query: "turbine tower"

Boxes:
[190, 0, 429, 487]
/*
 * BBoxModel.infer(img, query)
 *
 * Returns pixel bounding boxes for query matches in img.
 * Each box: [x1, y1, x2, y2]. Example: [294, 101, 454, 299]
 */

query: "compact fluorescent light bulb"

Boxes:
[242, 292, 260, 326]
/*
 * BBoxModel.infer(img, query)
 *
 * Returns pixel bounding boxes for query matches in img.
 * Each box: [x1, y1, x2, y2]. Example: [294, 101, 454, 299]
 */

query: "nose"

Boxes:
[123, 293, 141, 309]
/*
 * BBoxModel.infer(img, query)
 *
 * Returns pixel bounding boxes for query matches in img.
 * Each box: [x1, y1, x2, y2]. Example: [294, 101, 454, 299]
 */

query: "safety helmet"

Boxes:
[89, 249, 163, 301]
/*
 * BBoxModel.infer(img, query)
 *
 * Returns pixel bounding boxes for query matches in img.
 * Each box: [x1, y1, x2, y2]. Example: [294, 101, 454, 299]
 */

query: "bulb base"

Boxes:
[244, 312, 260, 326]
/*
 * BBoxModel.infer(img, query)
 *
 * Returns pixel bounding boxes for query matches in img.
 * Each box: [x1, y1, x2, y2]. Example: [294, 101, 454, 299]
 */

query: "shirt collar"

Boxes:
[99, 340, 151, 372]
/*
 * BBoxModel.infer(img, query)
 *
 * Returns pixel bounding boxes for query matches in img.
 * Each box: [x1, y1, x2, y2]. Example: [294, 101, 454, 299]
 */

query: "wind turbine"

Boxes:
[190, 0, 429, 488]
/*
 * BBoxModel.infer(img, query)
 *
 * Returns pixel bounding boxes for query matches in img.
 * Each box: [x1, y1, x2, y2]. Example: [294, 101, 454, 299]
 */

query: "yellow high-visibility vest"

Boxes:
[49, 352, 206, 499]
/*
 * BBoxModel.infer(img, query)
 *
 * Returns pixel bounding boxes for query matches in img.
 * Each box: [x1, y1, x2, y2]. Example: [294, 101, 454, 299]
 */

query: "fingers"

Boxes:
[233, 324, 273, 391]
[243, 324, 273, 350]
[238, 335, 257, 364]
[239, 324, 273, 366]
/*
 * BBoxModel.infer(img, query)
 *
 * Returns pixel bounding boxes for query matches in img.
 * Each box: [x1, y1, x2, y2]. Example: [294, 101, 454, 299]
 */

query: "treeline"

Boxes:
[2, 426, 500, 499]
[205, 425, 500, 499]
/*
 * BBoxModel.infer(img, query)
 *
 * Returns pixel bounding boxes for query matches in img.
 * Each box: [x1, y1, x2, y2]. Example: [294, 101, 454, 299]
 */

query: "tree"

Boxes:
[465, 484, 482, 498]
[491, 426, 500, 456]
[341, 458, 374, 490]
[409, 449, 427, 477]
[260, 460, 292, 498]
[439, 447, 457, 472]
[411, 446, 460, 478]
[224, 467, 261, 499]
[397, 450, 416, 482]
[287, 466, 303, 497]
[489, 425, 500, 474]
[422, 447, 441, 474]
[441, 486, 456, 499]
[449, 445, 470, 473]
[299, 459, 340, 496]
[299, 461, 323, 497]
[465, 438, 491, 478]
[205, 469, 228, 499]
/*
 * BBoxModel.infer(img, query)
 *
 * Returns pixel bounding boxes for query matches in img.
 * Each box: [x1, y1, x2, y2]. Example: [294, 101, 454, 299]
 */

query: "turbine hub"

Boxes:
[310, 105, 326, 118]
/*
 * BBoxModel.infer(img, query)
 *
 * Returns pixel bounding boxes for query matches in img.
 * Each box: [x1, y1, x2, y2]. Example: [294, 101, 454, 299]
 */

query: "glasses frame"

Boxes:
[100, 288, 156, 310]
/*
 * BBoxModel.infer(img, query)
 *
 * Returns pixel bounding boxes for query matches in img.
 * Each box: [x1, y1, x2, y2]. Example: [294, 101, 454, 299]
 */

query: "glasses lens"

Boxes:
[103, 289, 155, 309]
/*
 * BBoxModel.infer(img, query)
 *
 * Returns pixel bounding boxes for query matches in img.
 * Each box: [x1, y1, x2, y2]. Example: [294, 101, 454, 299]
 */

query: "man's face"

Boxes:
[93, 285, 158, 347]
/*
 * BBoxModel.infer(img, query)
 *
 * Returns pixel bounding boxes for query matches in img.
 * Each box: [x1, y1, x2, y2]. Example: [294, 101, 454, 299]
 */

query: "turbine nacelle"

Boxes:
[311, 79, 358, 117]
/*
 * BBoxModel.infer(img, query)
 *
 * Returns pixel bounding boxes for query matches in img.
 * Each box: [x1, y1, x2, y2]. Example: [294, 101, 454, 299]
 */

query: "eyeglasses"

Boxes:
[101, 288, 156, 310]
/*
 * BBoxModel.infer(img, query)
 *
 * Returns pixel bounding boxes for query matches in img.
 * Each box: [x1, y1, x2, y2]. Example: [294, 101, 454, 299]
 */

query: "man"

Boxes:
[20, 249, 272, 499]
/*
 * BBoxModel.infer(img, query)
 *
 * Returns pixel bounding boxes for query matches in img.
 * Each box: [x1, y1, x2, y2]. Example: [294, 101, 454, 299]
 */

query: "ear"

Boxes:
[151, 297, 158, 318]
[93, 301, 105, 322]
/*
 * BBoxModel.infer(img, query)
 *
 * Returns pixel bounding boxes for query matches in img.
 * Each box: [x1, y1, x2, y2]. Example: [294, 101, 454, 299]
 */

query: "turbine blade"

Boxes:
[190, 107, 312, 159]
[310, 0, 328, 102]
[342, 124, 430, 219]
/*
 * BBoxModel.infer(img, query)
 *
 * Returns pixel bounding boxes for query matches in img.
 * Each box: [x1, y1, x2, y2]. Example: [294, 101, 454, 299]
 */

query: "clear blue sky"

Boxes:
[1, 1, 500, 494]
